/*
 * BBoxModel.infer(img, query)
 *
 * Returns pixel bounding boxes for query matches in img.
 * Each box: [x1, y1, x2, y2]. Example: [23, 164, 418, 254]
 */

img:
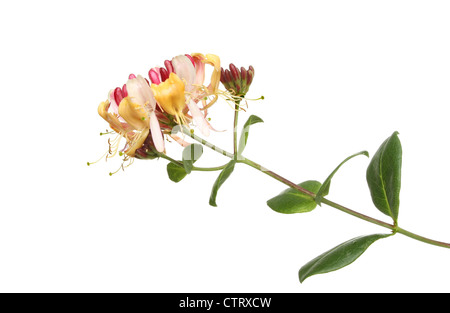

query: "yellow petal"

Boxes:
[98, 100, 129, 134]
[118, 97, 148, 130]
[124, 128, 149, 157]
[204, 54, 221, 94]
[151, 72, 186, 116]
[190, 53, 221, 109]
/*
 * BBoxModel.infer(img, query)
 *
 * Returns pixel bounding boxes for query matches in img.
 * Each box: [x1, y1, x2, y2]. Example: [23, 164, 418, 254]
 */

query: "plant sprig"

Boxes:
[165, 104, 450, 283]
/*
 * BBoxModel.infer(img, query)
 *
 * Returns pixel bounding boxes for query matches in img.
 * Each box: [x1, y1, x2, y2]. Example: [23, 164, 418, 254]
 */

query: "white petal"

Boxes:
[187, 99, 210, 137]
[126, 75, 157, 111]
[172, 55, 196, 91]
[108, 89, 126, 122]
[149, 111, 165, 152]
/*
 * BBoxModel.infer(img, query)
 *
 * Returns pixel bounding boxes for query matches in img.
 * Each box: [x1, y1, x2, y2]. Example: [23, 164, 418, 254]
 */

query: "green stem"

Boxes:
[182, 129, 450, 249]
[180, 126, 234, 159]
[233, 100, 241, 158]
[396, 227, 450, 249]
[239, 158, 316, 197]
[158, 153, 228, 172]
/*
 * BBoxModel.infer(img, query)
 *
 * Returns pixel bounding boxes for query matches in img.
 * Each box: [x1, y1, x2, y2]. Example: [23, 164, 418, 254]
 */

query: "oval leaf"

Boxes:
[237, 115, 264, 155]
[209, 160, 236, 207]
[366, 132, 402, 223]
[267, 180, 322, 214]
[167, 162, 187, 183]
[315, 151, 369, 205]
[182, 143, 203, 174]
[299, 233, 392, 283]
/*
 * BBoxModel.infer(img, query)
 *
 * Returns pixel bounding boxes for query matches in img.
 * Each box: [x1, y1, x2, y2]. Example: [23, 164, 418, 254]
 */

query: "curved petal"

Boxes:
[151, 72, 186, 117]
[186, 99, 210, 137]
[149, 111, 165, 152]
[192, 54, 206, 86]
[108, 89, 126, 123]
[204, 54, 221, 95]
[126, 75, 157, 112]
[118, 97, 148, 130]
[172, 55, 196, 92]
[124, 128, 149, 157]
[190, 53, 221, 108]
[169, 134, 190, 147]
[98, 100, 129, 134]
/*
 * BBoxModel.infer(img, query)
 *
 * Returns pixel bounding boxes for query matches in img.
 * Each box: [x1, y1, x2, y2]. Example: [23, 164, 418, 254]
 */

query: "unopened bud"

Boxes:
[220, 63, 255, 96]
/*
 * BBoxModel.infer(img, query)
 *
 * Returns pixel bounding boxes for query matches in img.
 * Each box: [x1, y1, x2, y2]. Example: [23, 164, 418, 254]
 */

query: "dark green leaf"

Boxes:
[299, 233, 392, 283]
[209, 161, 236, 207]
[315, 151, 369, 205]
[267, 180, 322, 214]
[167, 162, 187, 183]
[182, 144, 203, 174]
[237, 115, 264, 155]
[366, 132, 402, 223]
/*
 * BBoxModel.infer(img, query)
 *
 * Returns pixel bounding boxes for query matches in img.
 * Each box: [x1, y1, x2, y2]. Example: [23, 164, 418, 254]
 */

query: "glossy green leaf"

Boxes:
[267, 180, 322, 214]
[209, 160, 236, 207]
[299, 233, 392, 283]
[167, 162, 187, 183]
[182, 143, 203, 174]
[315, 151, 369, 205]
[237, 115, 264, 155]
[366, 131, 402, 223]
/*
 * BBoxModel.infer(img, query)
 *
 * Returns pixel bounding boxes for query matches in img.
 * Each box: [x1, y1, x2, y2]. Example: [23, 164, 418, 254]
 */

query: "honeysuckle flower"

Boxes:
[97, 74, 165, 159]
[94, 53, 223, 171]
[148, 53, 221, 137]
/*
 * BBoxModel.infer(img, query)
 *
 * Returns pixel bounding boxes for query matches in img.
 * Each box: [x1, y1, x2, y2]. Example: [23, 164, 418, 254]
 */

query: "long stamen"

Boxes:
[109, 154, 134, 176]
[87, 133, 121, 166]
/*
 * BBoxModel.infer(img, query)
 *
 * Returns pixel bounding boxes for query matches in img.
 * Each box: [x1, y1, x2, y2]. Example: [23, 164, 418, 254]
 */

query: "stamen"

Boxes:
[88, 132, 121, 166]
[87, 150, 108, 166]
[109, 155, 134, 176]
[100, 129, 115, 136]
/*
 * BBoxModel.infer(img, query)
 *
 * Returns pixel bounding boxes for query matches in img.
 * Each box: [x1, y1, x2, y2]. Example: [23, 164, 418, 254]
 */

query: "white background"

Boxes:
[1, 0, 450, 293]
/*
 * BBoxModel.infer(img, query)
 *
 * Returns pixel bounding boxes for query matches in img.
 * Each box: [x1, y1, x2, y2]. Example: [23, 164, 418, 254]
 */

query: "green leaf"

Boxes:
[209, 160, 237, 207]
[267, 180, 322, 214]
[366, 131, 402, 223]
[237, 115, 264, 155]
[182, 144, 203, 174]
[167, 162, 187, 183]
[315, 151, 369, 205]
[299, 233, 392, 283]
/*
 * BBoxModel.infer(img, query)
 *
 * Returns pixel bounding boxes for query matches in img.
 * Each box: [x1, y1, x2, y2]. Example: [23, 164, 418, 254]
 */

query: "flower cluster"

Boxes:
[220, 64, 255, 97]
[93, 53, 255, 171]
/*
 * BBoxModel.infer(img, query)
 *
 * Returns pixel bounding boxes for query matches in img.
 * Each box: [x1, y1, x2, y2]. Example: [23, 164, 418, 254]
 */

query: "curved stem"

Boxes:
[396, 227, 450, 249]
[181, 126, 234, 158]
[158, 153, 228, 172]
[238, 158, 316, 197]
[179, 129, 450, 249]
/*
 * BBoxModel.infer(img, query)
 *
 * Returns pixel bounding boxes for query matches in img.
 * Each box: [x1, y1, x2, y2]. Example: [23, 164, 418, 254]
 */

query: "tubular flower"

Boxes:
[148, 53, 221, 137]
[97, 74, 165, 158]
[94, 53, 225, 171]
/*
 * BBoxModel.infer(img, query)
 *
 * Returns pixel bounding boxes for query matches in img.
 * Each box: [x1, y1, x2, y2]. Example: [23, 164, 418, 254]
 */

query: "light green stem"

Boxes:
[180, 126, 234, 159]
[158, 153, 228, 172]
[233, 100, 241, 158]
[182, 131, 450, 249]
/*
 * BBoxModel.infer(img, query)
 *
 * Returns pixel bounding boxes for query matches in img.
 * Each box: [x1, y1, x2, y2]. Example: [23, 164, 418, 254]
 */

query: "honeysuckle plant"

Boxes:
[90, 52, 450, 283]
